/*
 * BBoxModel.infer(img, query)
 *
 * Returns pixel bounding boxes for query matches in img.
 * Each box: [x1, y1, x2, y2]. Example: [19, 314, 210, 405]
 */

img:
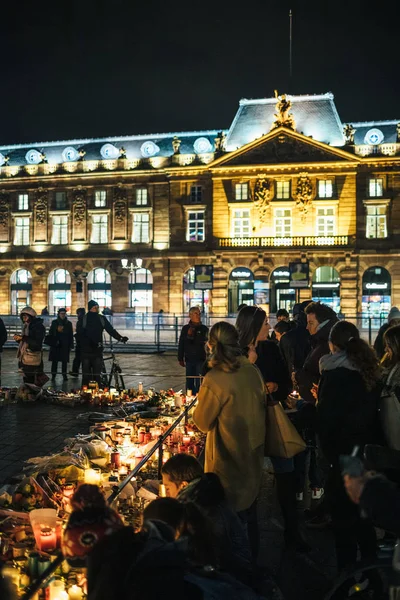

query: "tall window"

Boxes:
[91, 214, 108, 243]
[187, 210, 205, 242]
[18, 193, 29, 210]
[316, 207, 335, 236]
[94, 190, 107, 208]
[369, 178, 383, 197]
[11, 269, 32, 315]
[132, 213, 150, 243]
[318, 180, 333, 198]
[276, 181, 290, 199]
[14, 217, 30, 245]
[233, 209, 251, 237]
[274, 208, 292, 237]
[55, 192, 67, 209]
[51, 216, 68, 245]
[190, 186, 202, 203]
[135, 188, 148, 206]
[48, 269, 71, 313]
[235, 183, 248, 200]
[88, 268, 112, 308]
[366, 205, 387, 239]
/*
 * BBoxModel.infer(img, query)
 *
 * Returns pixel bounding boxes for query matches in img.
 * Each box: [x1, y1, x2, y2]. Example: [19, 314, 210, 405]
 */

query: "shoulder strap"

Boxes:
[386, 364, 400, 386]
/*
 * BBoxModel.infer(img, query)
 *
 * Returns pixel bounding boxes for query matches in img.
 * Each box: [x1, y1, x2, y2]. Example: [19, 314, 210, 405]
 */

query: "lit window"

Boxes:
[14, 217, 30, 245]
[91, 214, 108, 243]
[316, 207, 335, 236]
[55, 192, 67, 210]
[276, 181, 290, 199]
[190, 186, 203, 203]
[51, 216, 68, 245]
[318, 180, 333, 199]
[136, 188, 148, 206]
[274, 209, 292, 237]
[18, 194, 29, 211]
[369, 178, 383, 197]
[235, 183, 248, 200]
[187, 210, 205, 242]
[94, 190, 107, 208]
[366, 205, 387, 239]
[233, 209, 251, 237]
[132, 213, 150, 243]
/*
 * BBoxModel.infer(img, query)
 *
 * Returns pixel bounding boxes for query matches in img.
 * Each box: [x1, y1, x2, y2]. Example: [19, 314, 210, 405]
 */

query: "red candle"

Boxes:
[39, 526, 57, 552]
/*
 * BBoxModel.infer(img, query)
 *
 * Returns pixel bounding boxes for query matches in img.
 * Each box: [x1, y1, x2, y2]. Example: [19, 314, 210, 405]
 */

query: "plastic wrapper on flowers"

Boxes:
[23, 448, 89, 483]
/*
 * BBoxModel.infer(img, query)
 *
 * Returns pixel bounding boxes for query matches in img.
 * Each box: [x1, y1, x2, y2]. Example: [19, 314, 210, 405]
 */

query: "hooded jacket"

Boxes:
[20, 307, 45, 352]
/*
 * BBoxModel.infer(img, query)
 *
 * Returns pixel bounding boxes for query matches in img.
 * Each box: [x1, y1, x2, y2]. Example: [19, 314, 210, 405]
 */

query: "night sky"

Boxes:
[1, 0, 398, 145]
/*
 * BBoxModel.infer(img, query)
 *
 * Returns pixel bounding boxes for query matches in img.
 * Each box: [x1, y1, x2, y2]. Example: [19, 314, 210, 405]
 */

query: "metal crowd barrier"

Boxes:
[20, 396, 198, 600]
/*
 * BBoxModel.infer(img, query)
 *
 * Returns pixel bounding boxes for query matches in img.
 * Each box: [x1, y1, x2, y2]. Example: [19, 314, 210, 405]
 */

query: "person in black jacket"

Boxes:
[317, 320, 382, 572]
[14, 306, 46, 385]
[373, 306, 400, 360]
[0, 316, 7, 386]
[177, 307, 208, 394]
[70, 307, 85, 377]
[77, 300, 128, 387]
[48, 308, 74, 381]
[279, 301, 311, 379]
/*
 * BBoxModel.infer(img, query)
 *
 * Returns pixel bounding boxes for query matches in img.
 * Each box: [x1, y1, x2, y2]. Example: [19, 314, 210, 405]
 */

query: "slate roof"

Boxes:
[348, 121, 399, 145]
[225, 93, 346, 150]
[0, 131, 222, 167]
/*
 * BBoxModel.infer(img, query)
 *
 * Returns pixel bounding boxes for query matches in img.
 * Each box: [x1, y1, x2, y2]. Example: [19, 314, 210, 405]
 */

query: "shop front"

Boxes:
[228, 267, 254, 313]
[269, 267, 295, 314]
[362, 266, 391, 328]
[183, 268, 210, 315]
[312, 266, 341, 313]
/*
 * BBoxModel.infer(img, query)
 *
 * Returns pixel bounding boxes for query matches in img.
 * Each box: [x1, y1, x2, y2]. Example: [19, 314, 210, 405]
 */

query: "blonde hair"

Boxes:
[207, 321, 242, 373]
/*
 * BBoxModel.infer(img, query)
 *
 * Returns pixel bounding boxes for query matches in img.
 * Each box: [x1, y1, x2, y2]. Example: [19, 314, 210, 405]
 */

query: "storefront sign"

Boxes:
[289, 262, 309, 288]
[194, 265, 213, 289]
[230, 268, 254, 280]
[365, 283, 388, 290]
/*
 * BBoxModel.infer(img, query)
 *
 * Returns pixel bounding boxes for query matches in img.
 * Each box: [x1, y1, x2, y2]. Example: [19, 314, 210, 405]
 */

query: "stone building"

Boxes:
[0, 92, 399, 318]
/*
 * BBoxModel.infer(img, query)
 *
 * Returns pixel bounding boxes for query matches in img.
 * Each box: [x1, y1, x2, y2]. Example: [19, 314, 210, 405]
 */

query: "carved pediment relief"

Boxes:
[211, 129, 359, 169]
[253, 177, 271, 223]
[295, 172, 313, 215]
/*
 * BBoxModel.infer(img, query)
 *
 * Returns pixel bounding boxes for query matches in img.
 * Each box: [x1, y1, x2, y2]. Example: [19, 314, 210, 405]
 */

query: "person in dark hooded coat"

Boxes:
[48, 307, 74, 381]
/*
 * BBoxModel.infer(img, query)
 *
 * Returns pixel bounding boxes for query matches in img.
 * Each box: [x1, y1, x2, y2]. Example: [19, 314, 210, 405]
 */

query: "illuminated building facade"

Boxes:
[0, 92, 399, 317]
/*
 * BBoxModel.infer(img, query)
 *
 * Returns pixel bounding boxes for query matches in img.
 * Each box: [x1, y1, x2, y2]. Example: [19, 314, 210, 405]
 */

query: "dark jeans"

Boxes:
[71, 346, 81, 375]
[237, 499, 259, 563]
[185, 360, 204, 394]
[51, 361, 68, 377]
[81, 354, 103, 387]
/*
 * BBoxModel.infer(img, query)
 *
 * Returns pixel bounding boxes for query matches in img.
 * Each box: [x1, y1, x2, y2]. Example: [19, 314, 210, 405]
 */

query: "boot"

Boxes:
[275, 471, 311, 553]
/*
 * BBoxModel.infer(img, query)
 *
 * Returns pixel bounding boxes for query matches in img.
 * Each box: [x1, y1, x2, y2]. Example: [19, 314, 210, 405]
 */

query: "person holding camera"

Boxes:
[77, 300, 128, 387]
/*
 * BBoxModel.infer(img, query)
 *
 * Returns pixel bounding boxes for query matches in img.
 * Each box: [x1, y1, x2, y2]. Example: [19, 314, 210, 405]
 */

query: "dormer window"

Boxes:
[235, 183, 248, 201]
[369, 178, 383, 198]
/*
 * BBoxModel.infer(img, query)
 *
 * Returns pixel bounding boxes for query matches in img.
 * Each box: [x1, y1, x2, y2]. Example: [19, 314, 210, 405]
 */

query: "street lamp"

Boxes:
[121, 257, 143, 271]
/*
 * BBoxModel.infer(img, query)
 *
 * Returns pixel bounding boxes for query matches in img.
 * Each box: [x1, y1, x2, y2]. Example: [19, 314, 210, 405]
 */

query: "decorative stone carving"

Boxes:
[397, 123, 400, 142]
[271, 90, 295, 130]
[343, 124, 356, 144]
[0, 193, 9, 228]
[172, 136, 181, 154]
[295, 173, 313, 215]
[73, 189, 86, 224]
[40, 151, 47, 164]
[114, 201, 126, 224]
[253, 177, 271, 223]
[214, 131, 227, 153]
[119, 146, 127, 159]
[78, 148, 86, 161]
[35, 192, 48, 225]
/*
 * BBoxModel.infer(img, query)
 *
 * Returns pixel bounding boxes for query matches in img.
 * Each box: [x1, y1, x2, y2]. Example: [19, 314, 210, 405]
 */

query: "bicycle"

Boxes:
[102, 342, 125, 391]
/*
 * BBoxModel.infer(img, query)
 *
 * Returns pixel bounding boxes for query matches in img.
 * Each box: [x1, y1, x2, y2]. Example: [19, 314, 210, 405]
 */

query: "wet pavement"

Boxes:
[0, 349, 336, 599]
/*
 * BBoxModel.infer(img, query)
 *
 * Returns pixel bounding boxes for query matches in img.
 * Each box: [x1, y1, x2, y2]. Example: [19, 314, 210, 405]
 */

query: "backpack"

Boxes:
[380, 364, 400, 451]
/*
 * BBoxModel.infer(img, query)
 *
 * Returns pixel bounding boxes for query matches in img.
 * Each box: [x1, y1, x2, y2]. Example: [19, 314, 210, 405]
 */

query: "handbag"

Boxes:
[264, 386, 307, 459]
[21, 349, 42, 367]
[35, 372, 50, 387]
[380, 365, 400, 451]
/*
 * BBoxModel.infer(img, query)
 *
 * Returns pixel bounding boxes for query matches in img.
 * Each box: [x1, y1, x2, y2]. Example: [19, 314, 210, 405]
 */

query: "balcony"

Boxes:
[218, 235, 353, 248]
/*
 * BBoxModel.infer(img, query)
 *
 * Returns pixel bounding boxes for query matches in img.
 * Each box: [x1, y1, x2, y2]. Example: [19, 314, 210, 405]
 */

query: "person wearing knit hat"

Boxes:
[76, 299, 128, 387]
[14, 306, 46, 386]
[374, 306, 400, 360]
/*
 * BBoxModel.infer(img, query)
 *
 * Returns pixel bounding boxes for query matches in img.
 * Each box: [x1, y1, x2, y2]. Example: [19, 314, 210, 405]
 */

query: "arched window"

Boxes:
[362, 266, 391, 328]
[88, 268, 112, 309]
[183, 267, 210, 315]
[48, 269, 71, 314]
[269, 266, 295, 314]
[228, 267, 254, 314]
[129, 268, 153, 313]
[11, 269, 32, 315]
[312, 266, 340, 313]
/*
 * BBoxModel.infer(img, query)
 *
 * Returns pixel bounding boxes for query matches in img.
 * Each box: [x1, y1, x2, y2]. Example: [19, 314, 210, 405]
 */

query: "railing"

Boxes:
[21, 397, 198, 600]
[218, 235, 352, 248]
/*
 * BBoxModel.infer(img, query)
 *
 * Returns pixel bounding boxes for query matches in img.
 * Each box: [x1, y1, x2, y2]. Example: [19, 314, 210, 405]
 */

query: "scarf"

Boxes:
[319, 349, 360, 374]
[187, 320, 201, 339]
[17, 321, 30, 360]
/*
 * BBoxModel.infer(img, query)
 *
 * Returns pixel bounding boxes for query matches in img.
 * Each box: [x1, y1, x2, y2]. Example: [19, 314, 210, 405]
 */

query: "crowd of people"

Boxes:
[2, 301, 400, 598]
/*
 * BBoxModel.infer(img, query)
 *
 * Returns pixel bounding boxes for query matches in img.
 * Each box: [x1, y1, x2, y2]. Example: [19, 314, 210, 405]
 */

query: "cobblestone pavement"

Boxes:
[0, 349, 336, 599]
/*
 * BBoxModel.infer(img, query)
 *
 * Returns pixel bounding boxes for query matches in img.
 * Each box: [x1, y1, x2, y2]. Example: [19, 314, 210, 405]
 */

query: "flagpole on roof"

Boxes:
[289, 9, 293, 87]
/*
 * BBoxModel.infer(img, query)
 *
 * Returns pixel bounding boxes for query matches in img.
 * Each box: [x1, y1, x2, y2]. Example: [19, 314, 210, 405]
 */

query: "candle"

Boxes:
[119, 465, 128, 476]
[84, 468, 101, 485]
[39, 526, 57, 552]
[49, 579, 66, 600]
[138, 382, 143, 393]
[68, 584, 83, 600]
[182, 435, 191, 446]
[159, 484, 167, 497]
[54, 592, 69, 600]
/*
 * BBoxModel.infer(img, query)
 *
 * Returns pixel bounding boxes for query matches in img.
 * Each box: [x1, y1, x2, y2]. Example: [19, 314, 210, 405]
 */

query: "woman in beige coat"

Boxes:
[193, 321, 266, 559]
